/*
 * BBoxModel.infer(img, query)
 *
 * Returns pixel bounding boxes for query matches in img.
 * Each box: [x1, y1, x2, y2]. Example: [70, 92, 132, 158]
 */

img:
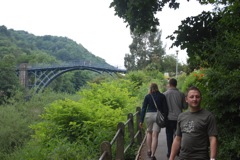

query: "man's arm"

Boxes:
[209, 136, 217, 159]
[169, 136, 181, 160]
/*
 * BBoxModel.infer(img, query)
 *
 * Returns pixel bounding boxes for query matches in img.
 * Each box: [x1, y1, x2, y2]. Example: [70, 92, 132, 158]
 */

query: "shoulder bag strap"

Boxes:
[150, 94, 158, 111]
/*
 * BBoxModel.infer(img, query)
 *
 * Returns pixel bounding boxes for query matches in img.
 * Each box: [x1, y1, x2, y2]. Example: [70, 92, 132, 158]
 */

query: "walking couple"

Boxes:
[139, 79, 218, 160]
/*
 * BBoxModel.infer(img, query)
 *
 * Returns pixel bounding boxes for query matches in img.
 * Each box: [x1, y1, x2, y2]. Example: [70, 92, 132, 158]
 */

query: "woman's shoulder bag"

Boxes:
[150, 94, 165, 128]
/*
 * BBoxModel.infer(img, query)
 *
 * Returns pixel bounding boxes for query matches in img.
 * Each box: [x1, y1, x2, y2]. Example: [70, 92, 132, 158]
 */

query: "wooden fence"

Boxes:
[99, 107, 143, 160]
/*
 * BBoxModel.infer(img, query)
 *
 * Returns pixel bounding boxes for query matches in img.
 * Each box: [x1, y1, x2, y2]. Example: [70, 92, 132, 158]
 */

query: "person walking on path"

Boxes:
[163, 78, 187, 158]
[169, 86, 218, 160]
[139, 83, 168, 160]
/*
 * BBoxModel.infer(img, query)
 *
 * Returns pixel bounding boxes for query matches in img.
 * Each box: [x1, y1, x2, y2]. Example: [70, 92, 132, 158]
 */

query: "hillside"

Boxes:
[0, 25, 114, 68]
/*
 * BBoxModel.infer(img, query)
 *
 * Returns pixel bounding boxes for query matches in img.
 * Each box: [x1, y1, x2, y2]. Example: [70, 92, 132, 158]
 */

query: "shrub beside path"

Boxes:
[136, 128, 177, 160]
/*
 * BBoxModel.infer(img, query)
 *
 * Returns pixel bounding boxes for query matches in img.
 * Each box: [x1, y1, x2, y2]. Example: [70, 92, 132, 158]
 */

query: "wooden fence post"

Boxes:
[136, 107, 142, 144]
[116, 122, 125, 160]
[128, 113, 134, 145]
[99, 107, 144, 160]
[100, 141, 112, 160]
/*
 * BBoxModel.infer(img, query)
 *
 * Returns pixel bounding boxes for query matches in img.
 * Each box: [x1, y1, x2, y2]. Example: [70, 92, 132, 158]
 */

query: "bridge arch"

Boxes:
[17, 62, 126, 94]
[35, 67, 112, 93]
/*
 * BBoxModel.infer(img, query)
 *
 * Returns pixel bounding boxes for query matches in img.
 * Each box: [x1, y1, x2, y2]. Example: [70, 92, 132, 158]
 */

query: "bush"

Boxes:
[176, 72, 187, 92]
[1, 90, 80, 160]
[15, 79, 139, 159]
[204, 68, 240, 159]
[7, 138, 95, 160]
[0, 106, 31, 159]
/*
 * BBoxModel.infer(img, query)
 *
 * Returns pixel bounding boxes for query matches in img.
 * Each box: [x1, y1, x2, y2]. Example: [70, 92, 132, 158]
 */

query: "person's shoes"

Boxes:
[147, 151, 151, 157]
[150, 156, 156, 160]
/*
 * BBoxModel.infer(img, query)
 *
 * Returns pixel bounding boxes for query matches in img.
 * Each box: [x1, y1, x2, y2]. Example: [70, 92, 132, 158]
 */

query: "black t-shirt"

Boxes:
[176, 109, 218, 160]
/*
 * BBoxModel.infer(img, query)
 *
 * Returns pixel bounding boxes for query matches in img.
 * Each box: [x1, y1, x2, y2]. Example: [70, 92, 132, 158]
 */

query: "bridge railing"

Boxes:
[16, 61, 126, 73]
[99, 107, 143, 160]
[19, 60, 117, 70]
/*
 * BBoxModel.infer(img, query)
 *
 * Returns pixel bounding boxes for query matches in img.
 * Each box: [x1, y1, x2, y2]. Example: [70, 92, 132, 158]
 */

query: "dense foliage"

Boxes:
[111, 0, 240, 159]
[110, 0, 180, 33]
[28, 81, 134, 159]
[0, 90, 80, 159]
[0, 71, 168, 160]
[0, 25, 110, 65]
[0, 55, 19, 104]
[124, 29, 166, 71]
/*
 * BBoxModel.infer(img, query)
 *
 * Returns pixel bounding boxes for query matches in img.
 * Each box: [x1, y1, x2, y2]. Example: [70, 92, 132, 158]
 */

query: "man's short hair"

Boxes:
[169, 78, 177, 87]
[186, 86, 202, 97]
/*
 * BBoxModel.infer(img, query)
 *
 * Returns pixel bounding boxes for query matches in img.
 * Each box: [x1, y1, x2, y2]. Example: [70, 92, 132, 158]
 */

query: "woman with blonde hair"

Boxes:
[139, 83, 168, 160]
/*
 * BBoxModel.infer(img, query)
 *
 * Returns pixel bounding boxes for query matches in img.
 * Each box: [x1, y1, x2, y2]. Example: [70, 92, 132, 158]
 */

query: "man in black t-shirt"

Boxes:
[169, 86, 218, 160]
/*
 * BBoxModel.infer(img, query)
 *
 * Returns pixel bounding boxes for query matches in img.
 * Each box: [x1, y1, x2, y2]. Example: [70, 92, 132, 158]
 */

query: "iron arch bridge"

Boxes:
[16, 61, 126, 94]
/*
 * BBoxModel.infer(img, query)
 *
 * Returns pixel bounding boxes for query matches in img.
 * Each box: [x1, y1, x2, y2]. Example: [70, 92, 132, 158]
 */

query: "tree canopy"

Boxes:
[110, 0, 181, 33]
[124, 28, 166, 71]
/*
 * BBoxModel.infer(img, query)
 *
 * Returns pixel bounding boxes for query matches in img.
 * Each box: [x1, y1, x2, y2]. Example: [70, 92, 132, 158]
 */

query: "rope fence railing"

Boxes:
[99, 107, 143, 160]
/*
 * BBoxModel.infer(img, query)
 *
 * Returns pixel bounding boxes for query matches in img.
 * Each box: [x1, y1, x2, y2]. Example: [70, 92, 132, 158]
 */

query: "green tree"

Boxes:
[124, 29, 166, 71]
[162, 54, 176, 73]
[162, 54, 189, 76]
[110, 0, 180, 33]
[0, 54, 19, 104]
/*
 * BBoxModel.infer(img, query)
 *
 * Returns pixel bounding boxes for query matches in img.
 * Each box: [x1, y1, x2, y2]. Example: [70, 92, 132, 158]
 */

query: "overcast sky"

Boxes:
[0, 0, 213, 68]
